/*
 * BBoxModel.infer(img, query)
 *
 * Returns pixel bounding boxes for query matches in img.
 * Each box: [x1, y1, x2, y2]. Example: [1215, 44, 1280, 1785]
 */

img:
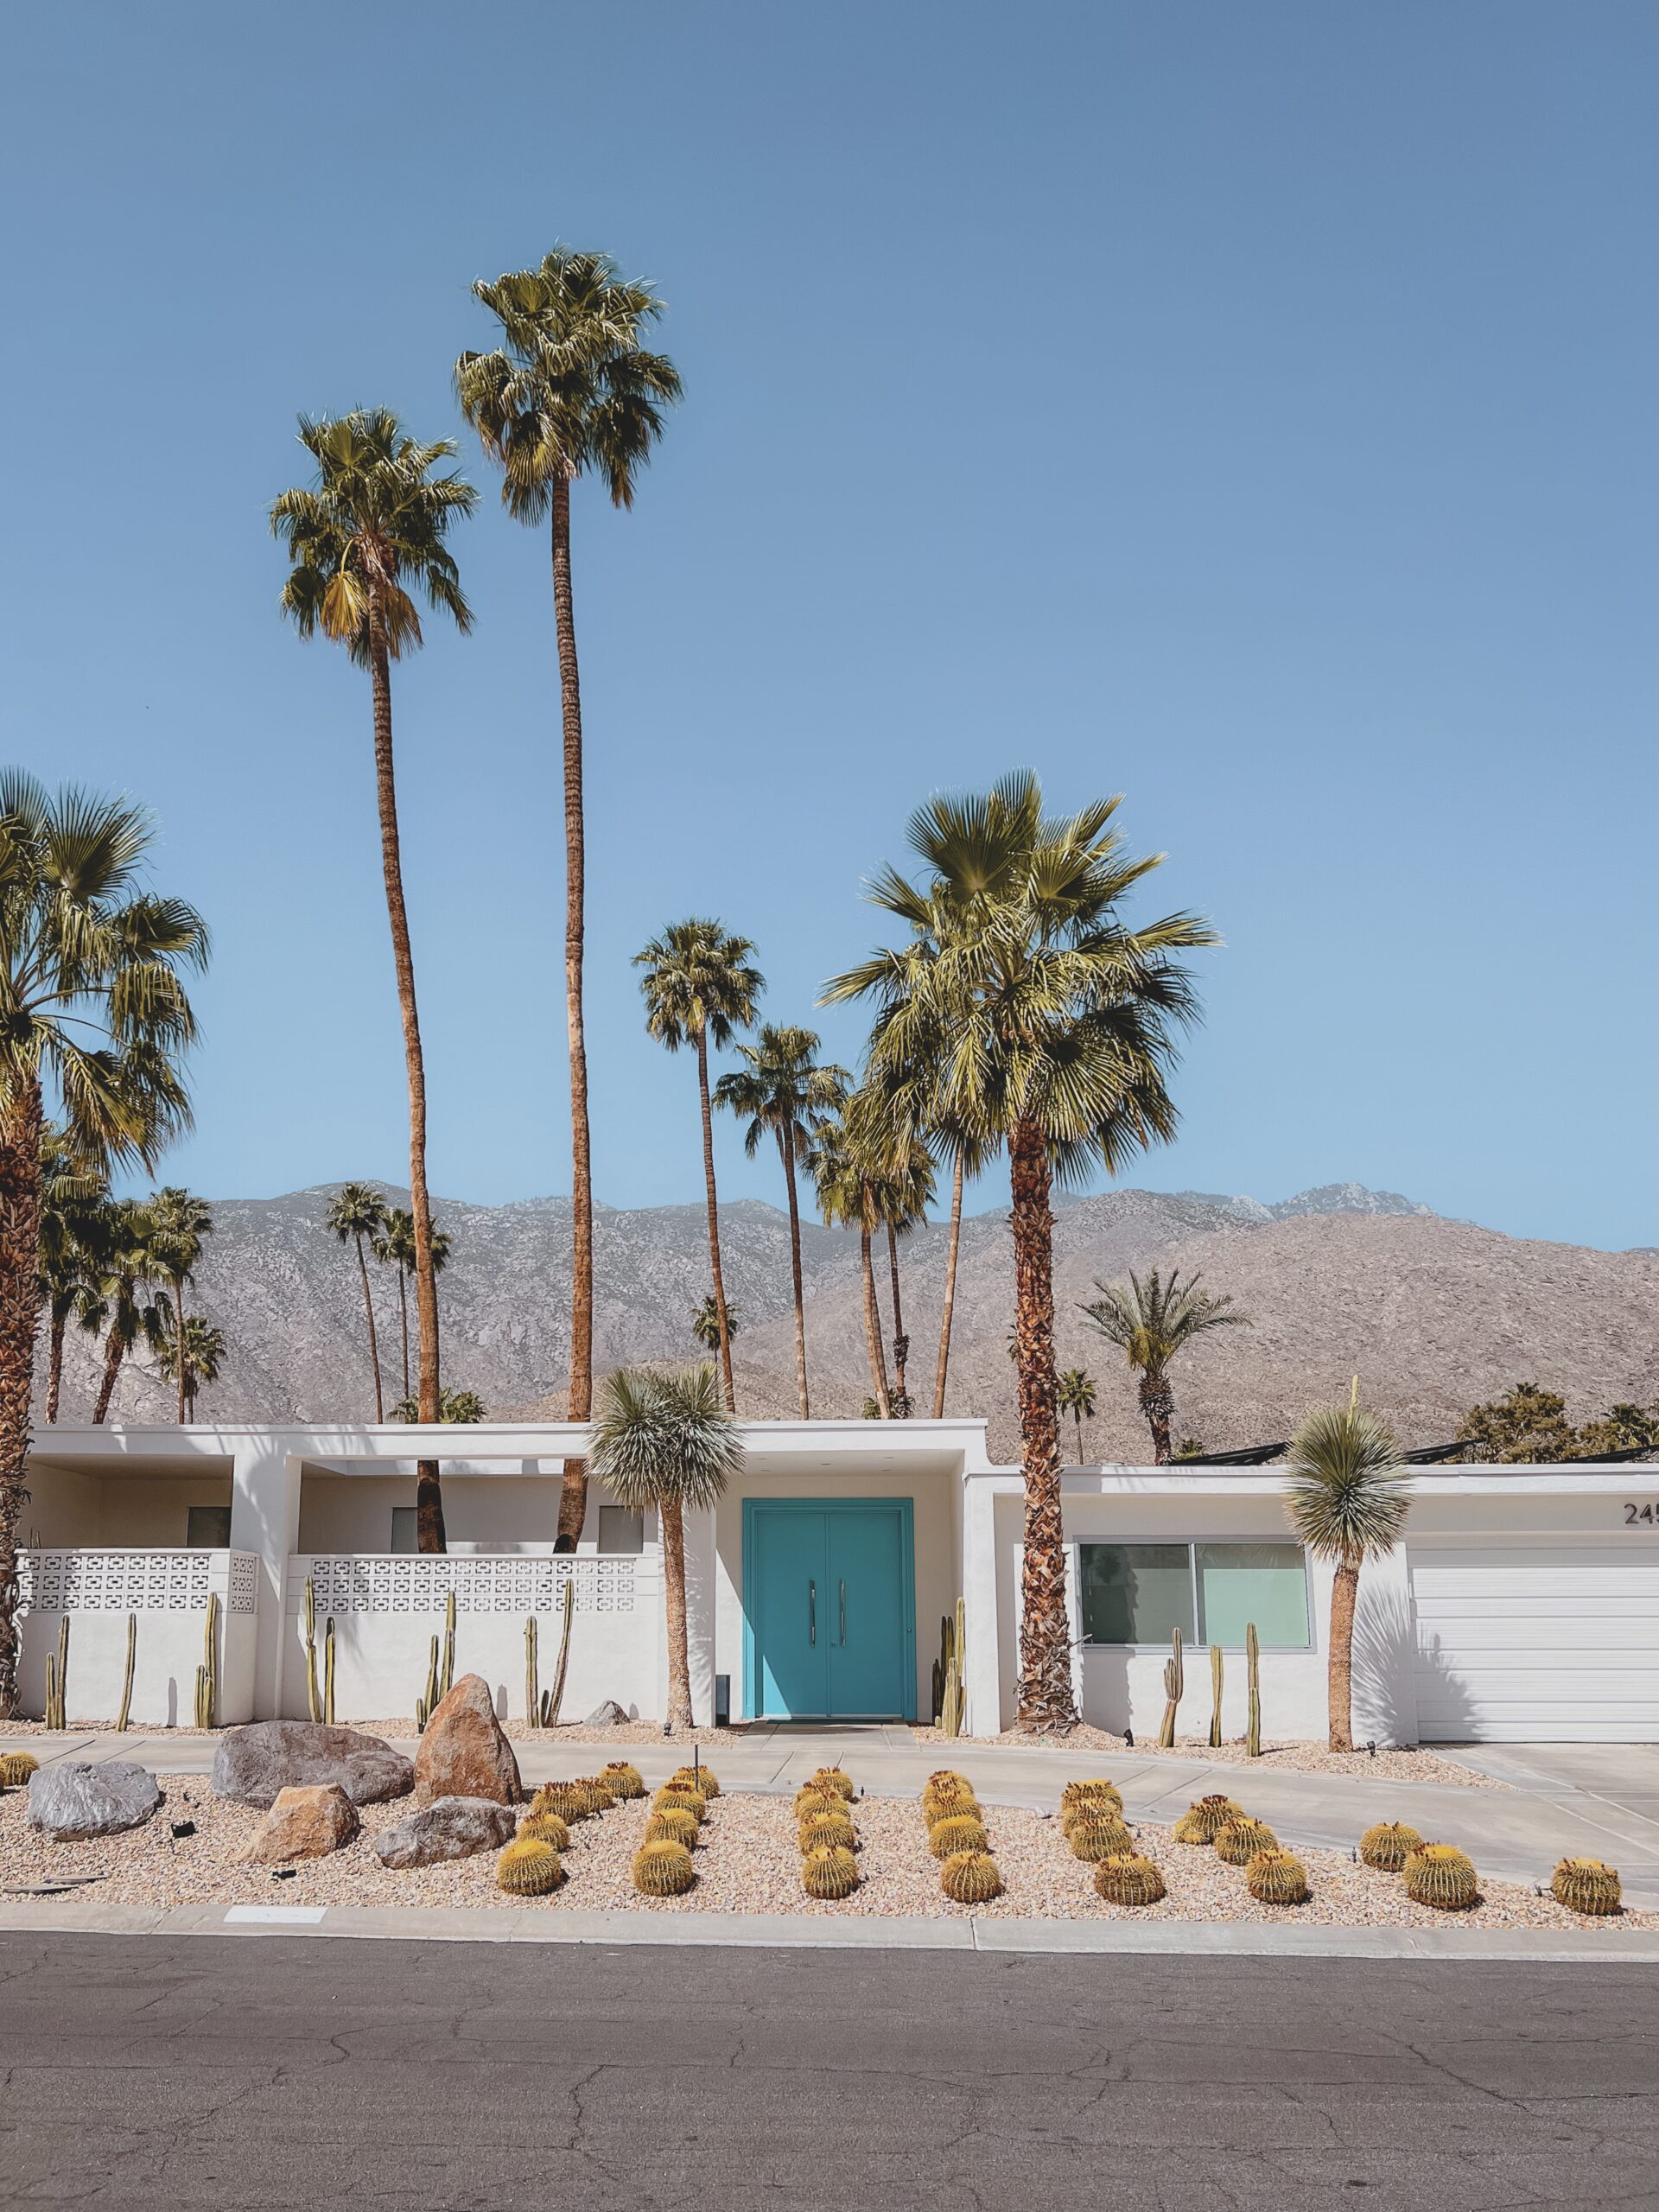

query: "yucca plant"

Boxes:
[1359, 1820, 1422, 1872]
[633, 1839, 695, 1896]
[941, 1851, 1002, 1904]
[1094, 1853, 1166, 1906]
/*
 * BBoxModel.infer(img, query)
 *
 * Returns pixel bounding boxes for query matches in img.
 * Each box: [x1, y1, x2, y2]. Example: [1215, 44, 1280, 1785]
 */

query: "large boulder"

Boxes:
[415, 1675, 521, 1805]
[238, 1783, 359, 1865]
[212, 1721, 414, 1809]
[373, 1796, 516, 1869]
[29, 1761, 162, 1841]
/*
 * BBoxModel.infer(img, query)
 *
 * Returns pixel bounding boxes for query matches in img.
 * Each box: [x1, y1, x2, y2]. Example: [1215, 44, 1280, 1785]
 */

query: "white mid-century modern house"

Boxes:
[16, 1419, 1659, 1743]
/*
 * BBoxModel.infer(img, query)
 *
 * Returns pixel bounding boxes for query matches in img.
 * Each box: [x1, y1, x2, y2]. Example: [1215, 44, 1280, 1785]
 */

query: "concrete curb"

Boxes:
[0, 1896, 1656, 1961]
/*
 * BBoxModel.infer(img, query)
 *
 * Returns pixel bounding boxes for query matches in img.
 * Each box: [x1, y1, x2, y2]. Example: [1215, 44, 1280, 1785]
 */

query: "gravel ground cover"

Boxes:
[0, 1778, 1639, 1930]
[911, 1723, 1505, 1787]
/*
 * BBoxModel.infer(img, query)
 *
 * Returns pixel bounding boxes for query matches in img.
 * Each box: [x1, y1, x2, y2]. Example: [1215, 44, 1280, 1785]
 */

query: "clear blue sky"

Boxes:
[5, 3, 1654, 1249]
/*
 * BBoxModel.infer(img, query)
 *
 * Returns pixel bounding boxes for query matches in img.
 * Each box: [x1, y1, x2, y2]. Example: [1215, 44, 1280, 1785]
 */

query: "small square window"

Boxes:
[390, 1507, 417, 1554]
[598, 1506, 644, 1555]
[186, 1505, 231, 1549]
[1197, 1542, 1310, 1648]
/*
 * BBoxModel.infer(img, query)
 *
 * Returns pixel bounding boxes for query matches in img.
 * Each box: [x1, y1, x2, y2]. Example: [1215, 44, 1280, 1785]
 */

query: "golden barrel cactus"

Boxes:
[671, 1764, 720, 1799]
[1551, 1859, 1622, 1916]
[1059, 1778, 1123, 1818]
[1094, 1853, 1166, 1906]
[1214, 1817, 1278, 1866]
[1173, 1795, 1246, 1846]
[929, 1814, 990, 1859]
[794, 1783, 844, 1821]
[799, 1810, 857, 1853]
[941, 1851, 1002, 1904]
[1067, 1814, 1136, 1864]
[1245, 1848, 1310, 1905]
[531, 1781, 593, 1823]
[497, 1837, 563, 1896]
[633, 1840, 695, 1897]
[653, 1784, 707, 1821]
[518, 1810, 572, 1851]
[802, 1846, 860, 1899]
[810, 1767, 855, 1801]
[573, 1777, 616, 1815]
[0, 1752, 40, 1789]
[645, 1808, 701, 1850]
[1403, 1844, 1478, 1911]
[1359, 1821, 1423, 1872]
[600, 1762, 646, 1800]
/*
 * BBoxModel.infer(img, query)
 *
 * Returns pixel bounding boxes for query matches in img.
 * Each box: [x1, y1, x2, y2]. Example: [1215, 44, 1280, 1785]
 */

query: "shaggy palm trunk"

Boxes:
[46, 1300, 67, 1425]
[92, 1317, 125, 1425]
[1009, 1114, 1076, 1732]
[932, 1148, 963, 1418]
[1327, 1552, 1360, 1752]
[0, 1079, 43, 1714]
[366, 599, 444, 1554]
[779, 1127, 810, 1417]
[886, 1221, 910, 1416]
[171, 1270, 188, 1425]
[551, 474, 593, 1548]
[352, 1230, 385, 1423]
[397, 1269, 410, 1400]
[695, 1030, 736, 1414]
[860, 1213, 892, 1416]
[660, 1496, 694, 1732]
[1139, 1373, 1173, 1464]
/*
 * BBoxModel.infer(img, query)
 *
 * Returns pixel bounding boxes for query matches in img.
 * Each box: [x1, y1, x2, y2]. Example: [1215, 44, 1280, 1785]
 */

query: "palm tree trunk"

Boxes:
[860, 1217, 891, 1416]
[0, 1078, 44, 1715]
[366, 601, 444, 1554]
[1327, 1554, 1360, 1751]
[397, 1268, 410, 1401]
[92, 1319, 124, 1425]
[353, 1231, 385, 1424]
[548, 476, 594, 1552]
[1009, 1113, 1076, 1732]
[172, 1270, 188, 1425]
[931, 1148, 964, 1419]
[695, 1030, 735, 1413]
[1139, 1373, 1173, 1465]
[780, 1128, 809, 1417]
[885, 1220, 910, 1416]
[660, 1496, 693, 1732]
[46, 1299, 67, 1425]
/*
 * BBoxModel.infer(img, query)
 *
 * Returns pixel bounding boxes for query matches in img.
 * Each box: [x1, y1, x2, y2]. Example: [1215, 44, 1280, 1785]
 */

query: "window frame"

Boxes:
[1074, 1536, 1314, 1652]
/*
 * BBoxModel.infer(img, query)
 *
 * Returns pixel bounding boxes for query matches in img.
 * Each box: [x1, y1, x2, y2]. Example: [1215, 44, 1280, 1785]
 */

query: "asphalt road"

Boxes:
[0, 1935, 1654, 2209]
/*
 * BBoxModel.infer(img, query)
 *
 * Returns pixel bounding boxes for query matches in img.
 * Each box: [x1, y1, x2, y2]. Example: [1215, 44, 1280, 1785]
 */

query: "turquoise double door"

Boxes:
[744, 1498, 915, 1720]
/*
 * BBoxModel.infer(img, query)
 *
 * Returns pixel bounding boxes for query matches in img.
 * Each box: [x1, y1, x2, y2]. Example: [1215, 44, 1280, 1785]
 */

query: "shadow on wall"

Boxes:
[1408, 1632, 1482, 1747]
[1351, 1582, 1476, 1748]
[1077, 1643, 1132, 1734]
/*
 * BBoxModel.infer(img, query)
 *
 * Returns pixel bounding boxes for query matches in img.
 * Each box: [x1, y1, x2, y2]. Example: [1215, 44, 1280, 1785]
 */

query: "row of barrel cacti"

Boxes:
[632, 1759, 720, 1896]
[795, 1767, 860, 1897]
[1061, 1778, 1166, 1904]
[922, 1770, 1002, 1903]
[1357, 1820, 1622, 1915]
[1168, 1790, 1307, 1902]
[495, 1758, 649, 1895]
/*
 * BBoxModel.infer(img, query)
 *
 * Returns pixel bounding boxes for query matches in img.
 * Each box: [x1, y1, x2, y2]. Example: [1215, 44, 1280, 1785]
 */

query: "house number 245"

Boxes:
[1624, 1503, 1659, 1524]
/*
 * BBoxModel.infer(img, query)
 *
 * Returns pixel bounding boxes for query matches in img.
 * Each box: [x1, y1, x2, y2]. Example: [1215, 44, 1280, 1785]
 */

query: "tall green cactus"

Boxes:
[116, 1612, 137, 1732]
[439, 1590, 456, 1702]
[543, 1576, 575, 1727]
[939, 1597, 966, 1738]
[194, 1592, 219, 1729]
[1245, 1621, 1262, 1758]
[1209, 1643, 1224, 1748]
[323, 1615, 336, 1725]
[524, 1613, 538, 1727]
[1158, 1626, 1183, 1748]
[43, 1616, 69, 1728]
[416, 1632, 440, 1731]
[303, 1575, 321, 1721]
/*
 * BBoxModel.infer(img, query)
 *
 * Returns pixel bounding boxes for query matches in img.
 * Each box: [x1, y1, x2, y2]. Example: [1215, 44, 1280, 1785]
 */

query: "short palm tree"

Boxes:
[0, 774, 206, 1708]
[392, 1386, 484, 1424]
[1058, 1369, 1096, 1460]
[869, 1130, 935, 1418]
[373, 1206, 452, 1401]
[271, 410, 474, 1528]
[636, 920, 763, 1413]
[1079, 1268, 1249, 1463]
[690, 1294, 740, 1356]
[147, 1186, 213, 1424]
[715, 1026, 848, 1416]
[39, 1138, 111, 1426]
[92, 1199, 170, 1424]
[1283, 1389, 1413, 1751]
[805, 1112, 891, 1418]
[590, 1363, 743, 1732]
[325, 1184, 390, 1420]
[159, 1316, 226, 1422]
[827, 772, 1214, 1731]
[458, 251, 681, 1548]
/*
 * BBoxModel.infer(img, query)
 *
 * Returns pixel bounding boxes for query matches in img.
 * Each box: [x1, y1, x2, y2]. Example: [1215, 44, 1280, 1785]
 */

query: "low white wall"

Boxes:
[16, 1550, 258, 1726]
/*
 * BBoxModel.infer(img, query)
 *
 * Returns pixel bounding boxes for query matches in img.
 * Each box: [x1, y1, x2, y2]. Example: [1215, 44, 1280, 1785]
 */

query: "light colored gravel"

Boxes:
[912, 1722, 1507, 1788]
[0, 1719, 720, 1746]
[0, 1777, 1639, 1930]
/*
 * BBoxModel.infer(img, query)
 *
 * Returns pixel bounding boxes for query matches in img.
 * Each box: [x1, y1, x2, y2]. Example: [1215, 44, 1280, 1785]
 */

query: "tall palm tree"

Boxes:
[1283, 1388, 1413, 1751]
[1079, 1268, 1249, 1463]
[1058, 1369, 1096, 1461]
[0, 774, 205, 1710]
[715, 1026, 849, 1417]
[827, 772, 1214, 1732]
[273, 410, 474, 1556]
[635, 920, 763, 1413]
[373, 1205, 452, 1401]
[92, 1198, 170, 1424]
[690, 1294, 740, 1357]
[457, 251, 682, 1548]
[147, 1185, 213, 1424]
[39, 1138, 110, 1426]
[804, 1113, 890, 1418]
[870, 1130, 935, 1418]
[159, 1315, 226, 1422]
[590, 1363, 743, 1732]
[325, 1185, 390, 1420]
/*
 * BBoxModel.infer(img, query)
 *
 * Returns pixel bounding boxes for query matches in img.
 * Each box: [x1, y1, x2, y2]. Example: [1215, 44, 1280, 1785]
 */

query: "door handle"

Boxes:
[839, 1579, 847, 1645]
[809, 1579, 817, 1644]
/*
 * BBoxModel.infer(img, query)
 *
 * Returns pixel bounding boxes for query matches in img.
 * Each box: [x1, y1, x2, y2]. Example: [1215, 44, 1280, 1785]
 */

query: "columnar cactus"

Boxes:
[1359, 1821, 1423, 1872]
[1245, 1621, 1262, 1758]
[1214, 1817, 1278, 1866]
[1551, 1859, 1622, 1916]
[1158, 1626, 1184, 1749]
[802, 1846, 860, 1899]
[1208, 1644, 1224, 1749]
[941, 1850, 1002, 1904]
[1067, 1814, 1137, 1863]
[497, 1836, 563, 1896]
[930, 1814, 990, 1859]
[1246, 1848, 1310, 1905]
[1403, 1844, 1479, 1911]
[1173, 1795, 1246, 1846]
[633, 1839, 695, 1896]
[1094, 1853, 1166, 1906]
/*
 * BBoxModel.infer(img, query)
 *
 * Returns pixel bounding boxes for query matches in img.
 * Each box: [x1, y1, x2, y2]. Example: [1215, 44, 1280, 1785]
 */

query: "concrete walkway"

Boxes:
[21, 1724, 1659, 1907]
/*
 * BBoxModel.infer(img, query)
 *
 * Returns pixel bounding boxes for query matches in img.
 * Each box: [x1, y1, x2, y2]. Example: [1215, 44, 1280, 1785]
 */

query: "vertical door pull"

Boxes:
[839, 1580, 847, 1644]
[808, 1579, 817, 1644]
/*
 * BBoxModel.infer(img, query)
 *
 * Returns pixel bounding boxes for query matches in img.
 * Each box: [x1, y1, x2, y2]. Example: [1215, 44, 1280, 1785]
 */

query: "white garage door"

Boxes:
[1409, 1541, 1659, 1742]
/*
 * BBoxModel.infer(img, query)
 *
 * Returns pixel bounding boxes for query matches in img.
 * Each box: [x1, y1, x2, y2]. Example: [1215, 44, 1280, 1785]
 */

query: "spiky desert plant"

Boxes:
[794, 1783, 845, 1820]
[1551, 1859, 1622, 1916]
[922, 1777, 977, 1821]
[1359, 1821, 1423, 1872]
[1215, 1817, 1278, 1866]
[941, 1850, 1002, 1904]
[802, 1845, 860, 1899]
[1095, 1853, 1166, 1906]
[645, 1808, 701, 1850]
[930, 1814, 990, 1859]
[653, 1783, 705, 1821]
[1067, 1813, 1137, 1863]
[633, 1839, 695, 1896]
[1060, 1778, 1123, 1818]
[601, 1762, 645, 1800]
[1245, 1620, 1262, 1757]
[1173, 1795, 1245, 1846]
[1158, 1625, 1183, 1748]
[303, 1576, 321, 1722]
[115, 1611, 137, 1733]
[573, 1777, 616, 1815]
[531, 1781, 594, 1823]
[518, 1810, 571, 1851]
[0, 1751, 39, 1787]
[670, 1763, 719, 1800]
[1208, 1643, 1224, 1748]
[1246, 1848, 1310, 1905]
[799, 1810, 857, 1853]
[1403, 1844, 1478, 1911]
[810, 1767, 855, 1801]
[497, 1836, 563, 1896]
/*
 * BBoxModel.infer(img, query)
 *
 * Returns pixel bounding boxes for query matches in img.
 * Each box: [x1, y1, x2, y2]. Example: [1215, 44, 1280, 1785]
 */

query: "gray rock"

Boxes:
[373, 1795, 517, 1869]
[212, 1721, 414, 1809]
[29, 1761, 162, 1841]
[583, 1699, 630, 1727]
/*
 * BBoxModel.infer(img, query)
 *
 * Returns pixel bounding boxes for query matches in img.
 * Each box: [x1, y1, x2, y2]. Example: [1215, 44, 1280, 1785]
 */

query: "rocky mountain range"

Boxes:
[42, 1180, 1658, 1465]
